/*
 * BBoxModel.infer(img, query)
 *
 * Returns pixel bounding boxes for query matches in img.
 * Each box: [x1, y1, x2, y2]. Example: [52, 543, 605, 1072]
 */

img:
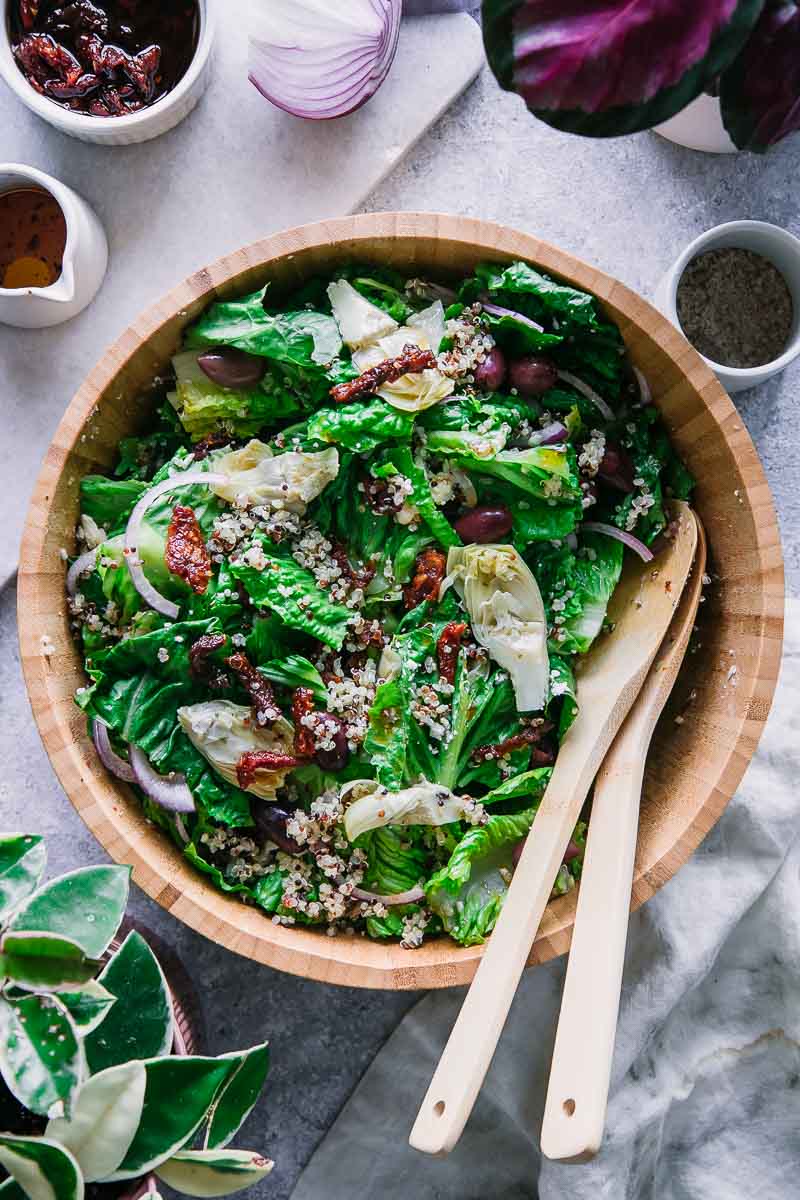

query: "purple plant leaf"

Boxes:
[482, 0, 765, 136]
[720, 1, 800, 150]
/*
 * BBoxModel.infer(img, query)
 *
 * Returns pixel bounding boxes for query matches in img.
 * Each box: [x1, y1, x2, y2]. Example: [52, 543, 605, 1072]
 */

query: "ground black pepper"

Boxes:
[676, 247, 794, 368]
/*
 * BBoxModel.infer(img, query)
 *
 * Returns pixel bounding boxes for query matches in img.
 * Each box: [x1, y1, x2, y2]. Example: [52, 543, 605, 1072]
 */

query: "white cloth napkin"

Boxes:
[291, 599, 800, 1199]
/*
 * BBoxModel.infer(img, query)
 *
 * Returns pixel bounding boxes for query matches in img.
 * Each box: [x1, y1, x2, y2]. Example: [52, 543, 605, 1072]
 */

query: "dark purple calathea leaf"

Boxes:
[482, 0, 766, 136]
[720, 1, 800, 151]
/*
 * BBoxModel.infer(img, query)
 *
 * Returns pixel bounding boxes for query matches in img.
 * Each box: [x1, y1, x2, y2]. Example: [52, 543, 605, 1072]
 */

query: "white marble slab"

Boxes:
[0, 7, 483, 582]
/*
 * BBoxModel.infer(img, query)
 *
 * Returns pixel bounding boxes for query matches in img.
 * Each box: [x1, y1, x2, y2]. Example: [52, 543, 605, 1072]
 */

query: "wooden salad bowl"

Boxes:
[18, 213, 784, 990]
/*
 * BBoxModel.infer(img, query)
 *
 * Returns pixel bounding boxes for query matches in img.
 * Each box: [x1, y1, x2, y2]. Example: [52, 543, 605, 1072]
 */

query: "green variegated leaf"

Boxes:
[0, 995, 81, 1116]
[85, 932, 173, 1074]
[204, 1044, 270, 1150]
[53, 984, 116, 1036]
[46, 1061, 146, 1183]
[156, 1150, 274, 1197]
[0, 933, 101, 992]
[8, 867, 131, 959]
[108, 1055, 242, 1180]
[0, 836, 46, 922]
[0, 1178, 27, 1200]
[0, 1137, 83, 1200]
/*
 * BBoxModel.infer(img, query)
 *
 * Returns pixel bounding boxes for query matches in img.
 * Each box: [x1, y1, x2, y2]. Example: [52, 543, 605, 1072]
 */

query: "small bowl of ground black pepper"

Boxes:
[0, 0, 215, 145]
[655, 220, 800, 394]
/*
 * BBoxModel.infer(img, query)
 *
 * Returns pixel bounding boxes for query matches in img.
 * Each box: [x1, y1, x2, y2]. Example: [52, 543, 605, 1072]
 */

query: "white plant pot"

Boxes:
[654, 94, 737, 154]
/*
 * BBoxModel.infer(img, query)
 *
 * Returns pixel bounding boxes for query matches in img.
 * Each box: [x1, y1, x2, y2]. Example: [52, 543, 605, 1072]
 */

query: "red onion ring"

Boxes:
[479, 298, 545, 333]
[557, 370, 615, 423]
[124, 470, 227, 621]
[633, 366, 653, 407]
[530, 420, 568, 446]
[92, 720, 136, 784]
[129, 746, 196, 814]
[351, 886, 425, 907]
[248, 0, 402, 121]
[66, 548, 100, 598]
[582, 522, 654, 563]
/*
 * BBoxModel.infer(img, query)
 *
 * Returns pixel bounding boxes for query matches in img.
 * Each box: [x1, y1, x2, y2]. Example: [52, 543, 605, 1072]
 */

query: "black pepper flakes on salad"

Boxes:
[68, 261, 694, 949]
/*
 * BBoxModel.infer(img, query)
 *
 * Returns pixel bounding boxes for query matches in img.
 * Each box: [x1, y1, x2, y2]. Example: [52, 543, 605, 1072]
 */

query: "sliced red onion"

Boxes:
[92, 720, 136, 784]
[124, 470, 227, 621]
[530, 420, 568, 446]
[633, 366, 653, 408]
[582, 522, 654, 563]
[557, 370, 616, 423]
[479, 298, 544, 333]
[174, 815, 190, 845]
[566, 533, 579, 551]
[249, 0, 402, 121]
[129, 746, 196, 814]
[66, 548, 99, 598]
[406, 279, 457, 305]
[351, 885, 425, 907]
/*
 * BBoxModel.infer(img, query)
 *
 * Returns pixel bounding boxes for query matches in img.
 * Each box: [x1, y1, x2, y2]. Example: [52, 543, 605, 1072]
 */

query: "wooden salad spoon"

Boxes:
[409, 502, 698, 1157]
[540, 506, 706, 1162]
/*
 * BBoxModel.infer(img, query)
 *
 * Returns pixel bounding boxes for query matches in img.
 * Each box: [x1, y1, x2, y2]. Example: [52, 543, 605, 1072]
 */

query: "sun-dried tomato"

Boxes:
[192, 431, 233, 461]
[331, 543, 376, 592]
[236, 751, 299, 791]
[20, 0, 40, 30]
[164, 505, 212, 594]
[436, 622, 467, 685]
[291, 688, 317, 759]
[189, 633, 229, 689]
[226, 652, 281, 726]
[472, 719, 555, 764]
[403, 547, 446, 611]
[14, 32, 83, 84]
[330, 345, 436, 405]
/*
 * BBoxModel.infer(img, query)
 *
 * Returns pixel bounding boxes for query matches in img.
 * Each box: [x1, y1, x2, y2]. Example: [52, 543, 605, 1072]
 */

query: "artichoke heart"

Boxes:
[211, 440, 339, 513]
[446, 543, 549, 713]
[342, 779, 468, 843]
[178, 700, 295, 800]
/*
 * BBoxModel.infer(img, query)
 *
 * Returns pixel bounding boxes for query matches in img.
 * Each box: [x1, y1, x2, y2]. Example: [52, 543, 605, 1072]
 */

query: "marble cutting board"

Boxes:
[0, 8, 484, 584]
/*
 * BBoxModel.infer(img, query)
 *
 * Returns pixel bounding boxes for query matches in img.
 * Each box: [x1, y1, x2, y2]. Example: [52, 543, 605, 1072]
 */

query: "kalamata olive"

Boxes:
[197, 346, 267, 390]
[508, 355, 558, 397]
[453, 505, 514, 544]
[314, 714, 349, 772]
[474, 347, 507, 392]
[253, 804, 303, 855]
[597, 443, 636, 493]
[564, 839, 582, 864]
[512, 838, 526, 869]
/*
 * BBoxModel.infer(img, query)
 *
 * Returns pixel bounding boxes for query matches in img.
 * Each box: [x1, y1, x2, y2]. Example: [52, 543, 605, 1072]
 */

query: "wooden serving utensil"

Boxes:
[409, 503, 698, 1157]
[540, 506, 706, 1163]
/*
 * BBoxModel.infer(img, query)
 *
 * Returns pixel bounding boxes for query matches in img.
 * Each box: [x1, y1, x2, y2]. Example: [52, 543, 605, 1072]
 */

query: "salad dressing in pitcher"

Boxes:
[0, 187, 67, 289]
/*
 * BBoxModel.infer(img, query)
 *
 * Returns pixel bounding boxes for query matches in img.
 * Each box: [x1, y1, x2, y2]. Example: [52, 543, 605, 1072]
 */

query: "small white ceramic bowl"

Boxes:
[0, 0, 214, 145]
[654, 220, 800, 394]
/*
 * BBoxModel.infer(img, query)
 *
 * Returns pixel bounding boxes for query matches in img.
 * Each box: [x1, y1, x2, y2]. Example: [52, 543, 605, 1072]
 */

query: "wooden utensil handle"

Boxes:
[540, 744, 645, 1162]
[409, 751, 588, 1156]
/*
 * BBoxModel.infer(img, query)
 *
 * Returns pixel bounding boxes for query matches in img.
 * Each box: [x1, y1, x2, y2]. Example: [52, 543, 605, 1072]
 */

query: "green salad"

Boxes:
[68, 260, 693, 949]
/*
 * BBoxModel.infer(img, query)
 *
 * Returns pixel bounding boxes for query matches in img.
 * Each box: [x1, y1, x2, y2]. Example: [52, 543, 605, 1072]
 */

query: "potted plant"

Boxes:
[481, 0, 800, 153]
[0, 834, 273, 1200]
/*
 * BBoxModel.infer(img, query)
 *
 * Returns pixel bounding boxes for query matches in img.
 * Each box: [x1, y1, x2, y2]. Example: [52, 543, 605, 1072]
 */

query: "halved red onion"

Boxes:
[351, 886, 425, 907]
[124, 470, 227, 621]
[557, 370, 615, 423]
[249, 0, 402, 121]
[129, 746, 196, 814]
[530, 420, 568, 446]
[480, 298, 545, 333]
[633, 366, 652, 408]
[582, 521, 654, 563]
[92, 720, 135, 784]
[67, 548, 100, 598]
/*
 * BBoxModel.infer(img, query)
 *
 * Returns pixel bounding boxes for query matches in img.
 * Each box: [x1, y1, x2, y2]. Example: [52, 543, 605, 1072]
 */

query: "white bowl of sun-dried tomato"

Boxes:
[0, 0, 215, 145]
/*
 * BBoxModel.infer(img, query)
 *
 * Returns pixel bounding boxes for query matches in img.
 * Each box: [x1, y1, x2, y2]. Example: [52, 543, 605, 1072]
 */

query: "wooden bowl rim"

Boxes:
[18, 212, 784, 990]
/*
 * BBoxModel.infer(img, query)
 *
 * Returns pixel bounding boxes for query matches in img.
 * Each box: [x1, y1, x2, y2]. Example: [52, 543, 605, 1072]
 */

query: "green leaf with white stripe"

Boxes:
[0, 995, 81, 1117]
[53, 983, 116, 1036]
[205, 1044, 270, 1150]
[0, 1136, 83, 1200]
[156, 1150, 274, 1197]
[46, 1061, 146, 1183]
[84, 932, 172, 1074]
[108, 1055, 242, 1180]
[0, 932, 101, 992]
[0, 1178, 27, 1200]
[8, 867, 131, 958]
[0, 836, 46, 922]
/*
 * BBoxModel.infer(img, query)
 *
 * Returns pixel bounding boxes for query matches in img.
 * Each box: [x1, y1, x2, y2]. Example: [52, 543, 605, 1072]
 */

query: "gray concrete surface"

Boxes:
[2, 15, 800, 1200]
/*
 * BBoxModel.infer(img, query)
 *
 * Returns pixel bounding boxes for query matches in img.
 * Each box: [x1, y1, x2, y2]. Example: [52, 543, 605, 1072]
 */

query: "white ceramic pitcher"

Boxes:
[0, 163, 108, 329]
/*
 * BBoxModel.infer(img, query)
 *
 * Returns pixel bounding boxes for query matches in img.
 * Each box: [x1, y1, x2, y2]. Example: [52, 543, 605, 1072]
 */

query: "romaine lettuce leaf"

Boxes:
[376, 447, 461, 549]
[185, 287, 343, 366]
[532, 534, 624, 655]
[426, 807, 537, 946]
[170, 352, 302, 440]
[472, 446, 582, 502]
[257, 655, 327, 705]
[229, 535, 352, 649]
[80, 477, 147, 532]
[307, 398, 415, 453]
[358, 826, 428, 896]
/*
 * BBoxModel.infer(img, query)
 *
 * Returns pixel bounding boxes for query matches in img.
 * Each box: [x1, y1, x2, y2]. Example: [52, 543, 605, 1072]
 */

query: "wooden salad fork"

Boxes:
[540, 508, 706, 1162]
[409, 503, 698, 1157]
